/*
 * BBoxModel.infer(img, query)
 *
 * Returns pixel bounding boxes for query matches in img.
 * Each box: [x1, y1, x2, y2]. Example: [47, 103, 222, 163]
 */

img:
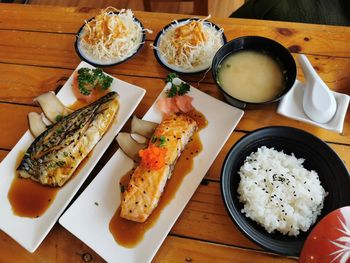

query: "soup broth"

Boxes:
[217, 50, 284, 103]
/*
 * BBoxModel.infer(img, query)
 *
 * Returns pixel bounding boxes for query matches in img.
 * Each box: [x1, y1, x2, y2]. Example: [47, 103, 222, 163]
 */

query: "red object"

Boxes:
[299, 206, 350, 263]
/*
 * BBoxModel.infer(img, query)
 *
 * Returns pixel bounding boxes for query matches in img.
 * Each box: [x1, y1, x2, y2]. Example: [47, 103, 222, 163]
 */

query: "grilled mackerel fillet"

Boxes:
[121, 113, 198, 222]
[17, 92, 119, 187]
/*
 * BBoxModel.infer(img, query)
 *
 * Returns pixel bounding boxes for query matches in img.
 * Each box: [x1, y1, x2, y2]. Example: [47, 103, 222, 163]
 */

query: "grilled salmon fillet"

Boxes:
[120, 113, 197, 222]
[17, 92, 119, 187]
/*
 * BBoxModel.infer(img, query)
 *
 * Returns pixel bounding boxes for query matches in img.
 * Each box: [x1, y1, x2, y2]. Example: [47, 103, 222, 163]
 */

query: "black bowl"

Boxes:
[212, 36, 297, 109]
[221, 126, 350, 256]
[75, 13, 146, 67]
[153, 18, 227, 75]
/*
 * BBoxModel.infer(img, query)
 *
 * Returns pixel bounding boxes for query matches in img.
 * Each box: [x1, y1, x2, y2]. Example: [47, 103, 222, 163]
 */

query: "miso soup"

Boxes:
[217, 50, 284, 103]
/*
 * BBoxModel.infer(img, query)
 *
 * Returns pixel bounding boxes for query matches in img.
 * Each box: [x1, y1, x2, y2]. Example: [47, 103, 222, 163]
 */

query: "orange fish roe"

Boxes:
[139, 145, 167, 170]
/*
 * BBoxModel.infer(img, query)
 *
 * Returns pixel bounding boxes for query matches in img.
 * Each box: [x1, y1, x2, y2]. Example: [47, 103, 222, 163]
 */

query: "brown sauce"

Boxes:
[109, 116, 205, 247]
[186, 109, 208, 131]
[8, 177, 59, 218]
[7, 88, 111, 218]
[8, 151, 91, 218]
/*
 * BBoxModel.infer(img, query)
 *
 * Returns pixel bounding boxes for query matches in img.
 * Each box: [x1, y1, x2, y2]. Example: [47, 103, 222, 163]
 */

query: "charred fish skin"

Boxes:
[17, 91, 119, 187]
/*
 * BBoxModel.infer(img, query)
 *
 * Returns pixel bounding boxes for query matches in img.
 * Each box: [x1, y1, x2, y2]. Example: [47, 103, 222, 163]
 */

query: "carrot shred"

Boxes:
[139, 145, 167, 170]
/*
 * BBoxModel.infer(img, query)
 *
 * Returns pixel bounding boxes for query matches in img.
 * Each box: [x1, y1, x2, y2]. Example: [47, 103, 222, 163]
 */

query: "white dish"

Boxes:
[0, 61, 146, 252]
[153, 18, 226, 74]
[59, 82, 244, 263]
[76, 14, 146, 67]
[277, 80, 350, 133]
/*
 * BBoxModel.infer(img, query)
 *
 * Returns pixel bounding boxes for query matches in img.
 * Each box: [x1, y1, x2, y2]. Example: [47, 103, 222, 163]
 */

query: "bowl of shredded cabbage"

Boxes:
[75, 8, 147, 67]
[153, 17, 226, 74]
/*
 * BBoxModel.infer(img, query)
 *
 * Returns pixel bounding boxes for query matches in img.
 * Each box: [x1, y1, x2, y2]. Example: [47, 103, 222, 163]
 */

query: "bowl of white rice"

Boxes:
[221, 126, 350, 256]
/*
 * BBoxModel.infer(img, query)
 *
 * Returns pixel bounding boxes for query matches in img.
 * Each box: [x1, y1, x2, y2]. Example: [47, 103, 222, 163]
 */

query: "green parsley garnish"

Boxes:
[165, 72, 178, 84]
[56, 126, 64, 134]
[151, 135, 158, 143]
[165, 73, 190, 98]
[159, 136, 166, 147]
[177, 82, 190, 95]
[55, 114, 63, 122]
[166, 85, 178, 98]
[77, 68, 113, 96]
[151, 135, 167, 147]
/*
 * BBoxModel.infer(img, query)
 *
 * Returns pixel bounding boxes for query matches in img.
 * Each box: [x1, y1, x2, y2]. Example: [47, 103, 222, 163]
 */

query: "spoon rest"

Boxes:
[277, 55, 349, 133]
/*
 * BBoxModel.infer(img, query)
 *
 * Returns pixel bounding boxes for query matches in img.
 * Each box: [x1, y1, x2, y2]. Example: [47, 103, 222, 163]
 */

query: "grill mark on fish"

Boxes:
[17, 91, 119, 187]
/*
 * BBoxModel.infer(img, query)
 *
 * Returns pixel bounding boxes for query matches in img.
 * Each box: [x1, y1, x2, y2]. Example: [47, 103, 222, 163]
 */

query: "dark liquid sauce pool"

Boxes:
[109, 110, 207, 247]
[8, 151, 91, 218]
[7, 99, 93, 218]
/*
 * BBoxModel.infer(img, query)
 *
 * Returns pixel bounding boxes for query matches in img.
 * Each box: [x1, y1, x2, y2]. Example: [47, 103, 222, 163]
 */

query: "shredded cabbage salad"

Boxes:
[79, 8, 145, 63]
[155, 17, 224, 70]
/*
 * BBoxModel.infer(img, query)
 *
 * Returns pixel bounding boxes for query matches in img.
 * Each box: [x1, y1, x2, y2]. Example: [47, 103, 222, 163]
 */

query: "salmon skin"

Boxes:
[120, 113, 198, 222]
[17, 91, 119, 187]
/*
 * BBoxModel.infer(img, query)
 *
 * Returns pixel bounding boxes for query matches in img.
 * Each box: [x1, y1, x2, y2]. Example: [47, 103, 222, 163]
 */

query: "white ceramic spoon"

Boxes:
[298, 54, 337, 123]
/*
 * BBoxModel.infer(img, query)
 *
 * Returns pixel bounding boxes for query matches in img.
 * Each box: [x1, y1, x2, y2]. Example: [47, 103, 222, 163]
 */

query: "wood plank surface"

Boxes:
[153, 236, 297, 263]
[0, 224, 105, 263]
[1, 29, 350, 87]
[205, 132, 350, 181]
[0, 103, 40, 150]
[0, 3, 349, 263]
[0, 225, 296, 263]
[0, 4, 350, 58]
[28, 0, 244, 17]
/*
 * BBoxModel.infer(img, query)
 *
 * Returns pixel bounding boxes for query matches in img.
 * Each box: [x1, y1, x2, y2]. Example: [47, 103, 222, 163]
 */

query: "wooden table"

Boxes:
[0, 3, 349, 262]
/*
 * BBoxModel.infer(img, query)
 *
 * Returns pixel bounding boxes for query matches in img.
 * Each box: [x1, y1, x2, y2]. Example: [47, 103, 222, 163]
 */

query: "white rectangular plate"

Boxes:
[59, 83, 244, 263]
[0, 61, 146, 252]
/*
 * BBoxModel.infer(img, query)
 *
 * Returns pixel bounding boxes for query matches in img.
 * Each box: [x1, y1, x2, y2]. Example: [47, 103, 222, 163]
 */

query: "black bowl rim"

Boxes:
[74, 12, 146, 67]
[220, 126, 350, 256]
[153, 18, 227, 75]
[211, 35, 297, 106]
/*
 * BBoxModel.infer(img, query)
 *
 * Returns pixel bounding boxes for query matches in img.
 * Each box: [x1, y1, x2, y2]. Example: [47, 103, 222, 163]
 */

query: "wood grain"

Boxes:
[1, 28, 350, 87]
[0, 224, 105, 263]
[0, 103, 40, 150]
[206, 132, 350, 181]
[154, 236, 297, 263]
[0, 4, 350, 58]
[0, 150, 8, 161]
[0, 4, 349, 263]
[0, 225, 295, 263]
[170, 180, 258, 249]
[28, 0, 244, 17]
